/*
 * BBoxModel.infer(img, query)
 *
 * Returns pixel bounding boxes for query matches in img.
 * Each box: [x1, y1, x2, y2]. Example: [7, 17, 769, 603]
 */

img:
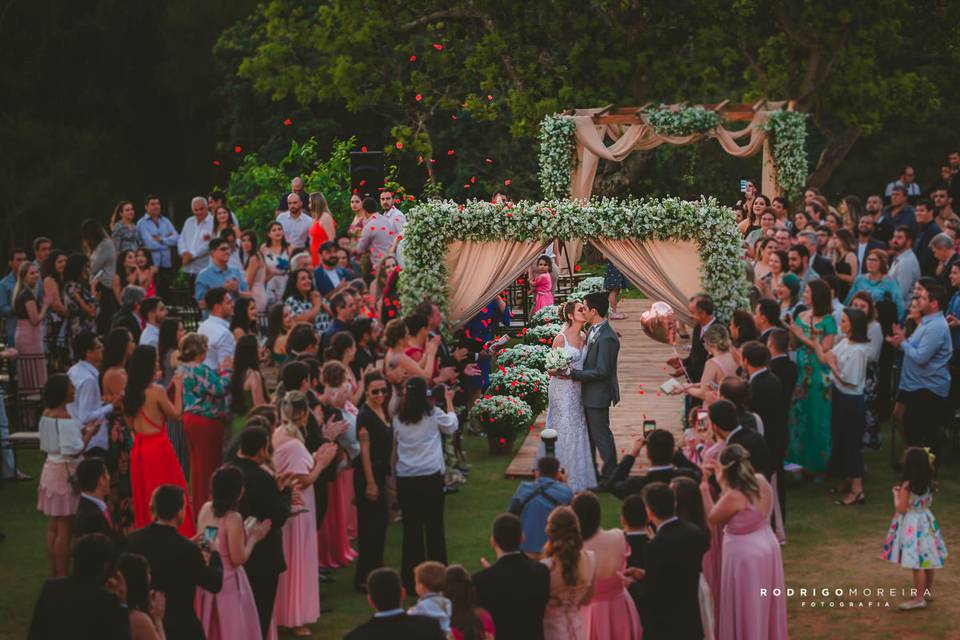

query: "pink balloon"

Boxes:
[640, 302, 678, 345]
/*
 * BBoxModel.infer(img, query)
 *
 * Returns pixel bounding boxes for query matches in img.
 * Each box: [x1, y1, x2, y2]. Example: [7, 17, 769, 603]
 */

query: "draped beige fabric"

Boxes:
[445, 239, 549, 327]
[590, 238, 702, 326]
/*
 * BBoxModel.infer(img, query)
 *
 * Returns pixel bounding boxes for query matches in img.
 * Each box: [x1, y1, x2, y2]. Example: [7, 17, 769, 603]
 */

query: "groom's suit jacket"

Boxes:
[570, 321, 620, 408]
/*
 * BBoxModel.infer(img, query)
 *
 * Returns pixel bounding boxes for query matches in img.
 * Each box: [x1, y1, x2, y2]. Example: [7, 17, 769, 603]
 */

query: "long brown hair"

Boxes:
[444, 565, 484, 640]
[542, 507, 583, 587]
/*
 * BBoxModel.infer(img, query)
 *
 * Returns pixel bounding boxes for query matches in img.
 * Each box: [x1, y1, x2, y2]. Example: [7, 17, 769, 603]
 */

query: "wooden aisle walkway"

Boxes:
[505, 298, 684, 478]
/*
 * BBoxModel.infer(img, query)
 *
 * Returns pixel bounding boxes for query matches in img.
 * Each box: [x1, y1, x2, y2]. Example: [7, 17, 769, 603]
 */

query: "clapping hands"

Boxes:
[322, 415, 348, 441]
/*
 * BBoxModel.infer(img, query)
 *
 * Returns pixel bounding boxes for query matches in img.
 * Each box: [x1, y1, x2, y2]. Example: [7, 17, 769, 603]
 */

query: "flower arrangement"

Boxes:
[538, 114, 577, 199]
[469, 395, 534, 453]
[497, 344, 551, 370]
[399, 196, 749, 322]
[643, 105, 721, 137]
[544, 348, 572, 371]
[523, 323, 563, 346]
[529, 304, 561, 327]
[488, 365, 549, 416]
[573, 276, 605, 296]
[762, 110, 808, 199]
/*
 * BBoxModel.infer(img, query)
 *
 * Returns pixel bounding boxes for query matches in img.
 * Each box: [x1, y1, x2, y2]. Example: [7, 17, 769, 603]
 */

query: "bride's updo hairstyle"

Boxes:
[559, 300, 578, 325]
[718, 444, 761, 501]
[542, 506, 583, 587]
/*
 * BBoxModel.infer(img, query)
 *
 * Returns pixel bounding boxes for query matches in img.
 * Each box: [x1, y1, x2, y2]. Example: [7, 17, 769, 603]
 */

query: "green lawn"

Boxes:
[1, 428, 957, 639]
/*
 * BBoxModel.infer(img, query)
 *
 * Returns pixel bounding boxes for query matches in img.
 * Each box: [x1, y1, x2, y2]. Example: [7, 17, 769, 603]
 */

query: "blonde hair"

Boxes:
[279, 390, 309, 441]
[178, 333, 208, 363]
[11, 261, 35, 307]
[702, 323, 731, 353]
[309, 192, 329, 219]
[542, 507, 583, 587]
[718, 444, 761, 502]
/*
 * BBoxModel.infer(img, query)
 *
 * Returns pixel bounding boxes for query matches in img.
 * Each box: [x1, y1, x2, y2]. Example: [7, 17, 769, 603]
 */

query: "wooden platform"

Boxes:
[505, 298, 684, 478]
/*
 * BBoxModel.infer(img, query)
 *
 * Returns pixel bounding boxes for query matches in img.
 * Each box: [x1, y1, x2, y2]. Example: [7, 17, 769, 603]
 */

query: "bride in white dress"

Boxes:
[542, 301, 598, 493]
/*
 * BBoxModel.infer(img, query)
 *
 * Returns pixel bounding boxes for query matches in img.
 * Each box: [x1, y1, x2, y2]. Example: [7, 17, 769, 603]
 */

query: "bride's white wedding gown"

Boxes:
[542, 333, 597, 493]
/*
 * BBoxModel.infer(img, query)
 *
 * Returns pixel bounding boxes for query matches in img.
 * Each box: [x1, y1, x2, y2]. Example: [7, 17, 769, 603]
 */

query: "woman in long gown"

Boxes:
[272, 391, 339, 637]
[572, 493, 642, 640]
[101, 327, 136, 536]
[543, 301, 597, 493]
[123, 344, 194, 537]
[194, 466, 270, 640]
[786, 279, 837, 475]
[239, 231, 268, 313]
[540, 506, 596, 640]
[158, 319, 189, 474]
[308, 192, 337, 268]
[702, 444, 787, 640]
[13, 261, 50, 390]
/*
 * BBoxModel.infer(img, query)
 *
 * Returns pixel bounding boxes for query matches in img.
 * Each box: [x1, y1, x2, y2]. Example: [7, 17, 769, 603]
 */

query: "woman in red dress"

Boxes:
[123, 344, 195, 536]
[308, 192, 337, 268]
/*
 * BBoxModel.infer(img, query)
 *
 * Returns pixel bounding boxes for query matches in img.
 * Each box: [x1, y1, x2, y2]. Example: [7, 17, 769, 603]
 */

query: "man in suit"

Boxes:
[73, 458, 117, 542]
[602, 429, 701, 499]
[855, 213, 888, 272]
[766, 329, 798, 410]
[313, 240, 350, 297]
[742, 341, 789, 522]
[754, 298, 782, 344]
[126, 485, 223, 640]
[709, 399, 774, 478]
[233, 426, 295, 638]
[562, 291, 620, 480]
[931, 232, 960, 297]
[629, 483, 708, 640]
[345, 567, 445, 640]
[668, 294, 715, 426]
[109, 284, 145, 344]
[798, 230, 836, 278]
[473, 513, 551, 640]
[621, 495, 650, 617]
[28, 533, 129, 639]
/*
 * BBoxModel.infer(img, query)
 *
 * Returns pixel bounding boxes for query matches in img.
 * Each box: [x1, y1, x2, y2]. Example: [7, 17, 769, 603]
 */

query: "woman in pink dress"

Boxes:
[531, 255, 555, 313]
[195, 466, 271, 640]
[540, 506, 595, 640]
[702, 444, 787, 640]
[699, 435, 725, 636]
[572, 492, 642, 640]
[272, 391, 339, 637]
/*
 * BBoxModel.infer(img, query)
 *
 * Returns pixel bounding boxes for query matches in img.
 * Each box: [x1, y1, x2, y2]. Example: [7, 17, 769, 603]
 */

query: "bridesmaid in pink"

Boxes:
[272, 391, 339, 637]
[531, 256, 555, 313]
[572, 492, 642, 640]
[699, 434, 725, 636]
[702, 444, 787, 640]
[195, 466, 270, 640]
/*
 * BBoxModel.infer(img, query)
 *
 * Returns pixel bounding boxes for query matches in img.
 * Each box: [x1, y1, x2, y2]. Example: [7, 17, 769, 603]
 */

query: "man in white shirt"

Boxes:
[275, 177, 310, 216]
[276, 193, 312, 250]
[67, 332, 118, 456]
[177, 196, 214, 278]
[380, 191, 407, 233]
[889, 226, 922, 301]
[198, 287, 236, 370]
[884, 165, 922, 199]
[139, 297, 168, 347]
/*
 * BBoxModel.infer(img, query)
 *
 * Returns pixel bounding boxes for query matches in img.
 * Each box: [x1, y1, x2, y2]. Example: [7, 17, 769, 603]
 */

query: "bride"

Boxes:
[543, 301, 597, 493]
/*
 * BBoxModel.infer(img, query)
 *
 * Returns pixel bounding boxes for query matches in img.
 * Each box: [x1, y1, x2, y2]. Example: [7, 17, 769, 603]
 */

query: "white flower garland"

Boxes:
[643, 105, 721, 136]
[762, 110, 808, 199]
[538, 114, 577, 199]
[399, 197, 750, 322]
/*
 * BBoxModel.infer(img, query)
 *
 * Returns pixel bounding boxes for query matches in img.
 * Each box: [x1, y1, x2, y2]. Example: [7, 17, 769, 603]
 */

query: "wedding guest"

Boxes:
[265, 303, 293, 364]
[101, 328, 136, 535]
[195, 238, 249, 313]
[774, 272, 803, 321]
[116, 552, 165, 640]
[846, 249, 905, 317]
[38, 374, 97, 576]
[752, 237, 777, 282]
[157, 319, 188, 472]
[109, 201, 141, 253]
[602, 430, 701, 499]
[707, 400, 774, 480]
[531, 255, 555, 313]
[261, 222, 292, 305]
[229, 291, 258, 342]
[354, 371, 393, 591]
[194, 466, 269, 640]
[753, 298, 782, 344]
[394, 376, 458, 591]
[766, 329, 797, 407]
[138, 297, 167, 347]
[73, 457, 114, 540]
[889, 226, 922, 303]
[271, 391, 339, 637]
[306, 192, 336, 267]
[741, 341, 787, 504]
[345, 567, 446, 640]
[621, 495, 649, 573]
[277, 192, 312, 250]
[112, 250, 140, 307]
[137, 195, 179, 295]
[382, 319, 439, 411]
[357, 197, 397, 268]
[931, 232, 960, 296]
[630, 482, 708, 640]
[283, 268, 327, 333]
[126, 485, 222, 640]
[444, 565, 495, 640]
[124, 345, 193, 535]
[314, 240, 350, 300]
[761, 249, 788, 300]
[830, 228, 858, 300]
[786, 279, 837, 476]
[229, 334, 268, 434]
[323, 291, 355, 350]
[670, 477, 716, 639]
[81, 218, 117, 334]
[239, 231, 268, 313]
[13, 261, 50, 389]
[508, 456, 573, 557]
[0, 247, 27, 348]
[540, 506, 596, 640]
[680, 324, 737, 405]
[67, 332, 115, 458]
[572, 492, 642, 639]
[40, 250, 67, 364]
[27, 533, 128, 639]
[702, 445, 787, 640]
[668, 294, 715, 394]
[407, 561, 453, 635]
[849, 292, 884, 448]
[178, 332, 232, 517]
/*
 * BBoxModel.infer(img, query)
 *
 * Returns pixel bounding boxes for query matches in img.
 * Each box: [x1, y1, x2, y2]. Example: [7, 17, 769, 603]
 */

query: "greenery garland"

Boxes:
[399, 197, 749, 322]
[762, 110, 808, 199]
[538, 114, 577, 199]
[643, 105, 721, 137]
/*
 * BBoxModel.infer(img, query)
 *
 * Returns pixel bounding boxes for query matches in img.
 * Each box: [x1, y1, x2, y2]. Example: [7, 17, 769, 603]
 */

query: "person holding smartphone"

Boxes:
[600, 427, 701, 500]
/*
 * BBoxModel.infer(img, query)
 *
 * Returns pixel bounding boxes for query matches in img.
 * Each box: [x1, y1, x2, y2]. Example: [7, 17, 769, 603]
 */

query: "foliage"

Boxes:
[523, 323, 563, 346]
[487, 365, 548, 416]
[399, 197, 749, 321]
[529, 304, 561, 327]
[468, 395, 534, 441]
[225, 137, 356, 233]
[538, 114, 577, 198]
[496, 344, 551, 370]
[643, 105, 721, 137]
[762, 111, 809, 199]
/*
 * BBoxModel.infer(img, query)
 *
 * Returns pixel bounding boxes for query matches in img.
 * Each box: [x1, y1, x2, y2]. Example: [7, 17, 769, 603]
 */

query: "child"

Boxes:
[531, 255, 554, 313]
[882, 447, 948, 610]
[621, 494, 649, 570]
[408, 561, 452, 635]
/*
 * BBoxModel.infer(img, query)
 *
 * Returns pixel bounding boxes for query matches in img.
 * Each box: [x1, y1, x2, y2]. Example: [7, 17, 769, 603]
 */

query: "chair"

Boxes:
[3, 353, 46, 473]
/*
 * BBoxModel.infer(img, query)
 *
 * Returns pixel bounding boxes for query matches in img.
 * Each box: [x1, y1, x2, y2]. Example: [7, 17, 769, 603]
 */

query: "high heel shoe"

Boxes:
[834, 492, 865, 506]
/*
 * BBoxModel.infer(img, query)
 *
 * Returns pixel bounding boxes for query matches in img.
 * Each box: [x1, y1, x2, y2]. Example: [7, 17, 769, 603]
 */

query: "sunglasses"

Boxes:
[368, 387, 388, 396]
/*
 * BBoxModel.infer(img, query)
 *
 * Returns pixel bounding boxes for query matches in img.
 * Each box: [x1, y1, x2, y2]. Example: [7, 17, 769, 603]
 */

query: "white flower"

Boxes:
[544, 349, 572, 371]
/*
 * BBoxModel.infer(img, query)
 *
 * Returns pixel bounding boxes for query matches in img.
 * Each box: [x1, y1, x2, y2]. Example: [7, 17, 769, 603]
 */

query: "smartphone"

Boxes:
[696, 409, 709, 432]
[642, 419, 656, 436]
[202, 525, 218, 550]
[783, 313, 793, 325]
[739, 179, 748, 194]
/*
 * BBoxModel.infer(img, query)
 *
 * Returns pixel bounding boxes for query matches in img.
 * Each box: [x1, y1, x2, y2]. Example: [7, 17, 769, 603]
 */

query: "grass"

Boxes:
[1, 428, 958, 639]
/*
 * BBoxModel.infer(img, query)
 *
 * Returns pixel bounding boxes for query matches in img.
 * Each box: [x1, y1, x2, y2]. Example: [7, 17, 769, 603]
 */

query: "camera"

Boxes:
[541, 428, 558, 458]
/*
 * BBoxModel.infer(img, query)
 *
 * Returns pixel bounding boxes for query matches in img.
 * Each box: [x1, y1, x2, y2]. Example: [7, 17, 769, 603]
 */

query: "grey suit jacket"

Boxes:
[570, 321, 620, 408]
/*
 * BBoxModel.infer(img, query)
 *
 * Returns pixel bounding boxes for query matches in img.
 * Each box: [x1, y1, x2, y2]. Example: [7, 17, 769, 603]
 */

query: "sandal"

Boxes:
[834, 492, 865, 506]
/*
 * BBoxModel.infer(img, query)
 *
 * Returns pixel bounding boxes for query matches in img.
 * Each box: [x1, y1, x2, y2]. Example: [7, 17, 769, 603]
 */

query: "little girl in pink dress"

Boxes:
[532, 255, 555, 313]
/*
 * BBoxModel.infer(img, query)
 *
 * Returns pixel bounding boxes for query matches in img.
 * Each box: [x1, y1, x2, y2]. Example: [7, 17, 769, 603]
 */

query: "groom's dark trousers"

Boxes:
[570, 320, 621, 481]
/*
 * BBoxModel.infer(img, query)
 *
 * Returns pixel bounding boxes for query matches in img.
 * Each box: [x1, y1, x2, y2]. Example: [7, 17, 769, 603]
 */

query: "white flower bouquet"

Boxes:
[544, 348, 572, 372]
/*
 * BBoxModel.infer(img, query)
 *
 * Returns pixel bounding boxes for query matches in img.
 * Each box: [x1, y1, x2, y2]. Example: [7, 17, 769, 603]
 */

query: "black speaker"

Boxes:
[350, 151, 385, 199]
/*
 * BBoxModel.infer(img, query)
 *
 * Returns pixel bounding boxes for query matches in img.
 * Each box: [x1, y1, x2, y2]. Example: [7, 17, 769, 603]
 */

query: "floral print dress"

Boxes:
[64, 281, 98, 361]
[882, 491, 948, 569]
[786, 313, 837, 473]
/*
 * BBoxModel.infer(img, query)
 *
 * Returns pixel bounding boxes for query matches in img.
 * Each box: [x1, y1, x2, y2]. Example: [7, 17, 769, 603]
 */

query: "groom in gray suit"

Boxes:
[559, 291, 620, 481]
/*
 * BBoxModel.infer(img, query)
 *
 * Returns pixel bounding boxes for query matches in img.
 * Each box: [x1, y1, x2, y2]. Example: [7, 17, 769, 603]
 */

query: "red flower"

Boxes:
[504, 179, 511, 186]
[409, 55, 417, 62]
[574, 265, 581, 272]
[212, 160, 220, 166]
[283, 118, 293, 126]
[447, 149, 455, 156]
[395, 141, 404, 150]
[361, 145, 368, 152]
[499, 437, 506, 444]
[433, 43, 444, 50]
[415, 94, 422, 101]
[233, 145, 242, 154]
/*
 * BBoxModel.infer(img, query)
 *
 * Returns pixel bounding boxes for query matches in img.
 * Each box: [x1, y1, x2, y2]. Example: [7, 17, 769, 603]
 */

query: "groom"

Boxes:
[556, 291, 621, 481]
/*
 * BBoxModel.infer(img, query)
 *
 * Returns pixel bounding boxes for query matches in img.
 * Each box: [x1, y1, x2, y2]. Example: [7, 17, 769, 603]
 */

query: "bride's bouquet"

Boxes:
[544, 348, 572, 372]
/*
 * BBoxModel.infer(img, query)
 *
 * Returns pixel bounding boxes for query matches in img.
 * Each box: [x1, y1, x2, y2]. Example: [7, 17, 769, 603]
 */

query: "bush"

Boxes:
[529, 304, 560, 327]
[523, 323, 562, 346]
[497, 344, 550, 370]
[469, 395, 534, 446]
[488, 365, 548, 416]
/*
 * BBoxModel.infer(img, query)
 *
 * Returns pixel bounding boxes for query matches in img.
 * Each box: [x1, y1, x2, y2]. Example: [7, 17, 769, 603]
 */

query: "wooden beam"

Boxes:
[583, 101, 791, 125]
